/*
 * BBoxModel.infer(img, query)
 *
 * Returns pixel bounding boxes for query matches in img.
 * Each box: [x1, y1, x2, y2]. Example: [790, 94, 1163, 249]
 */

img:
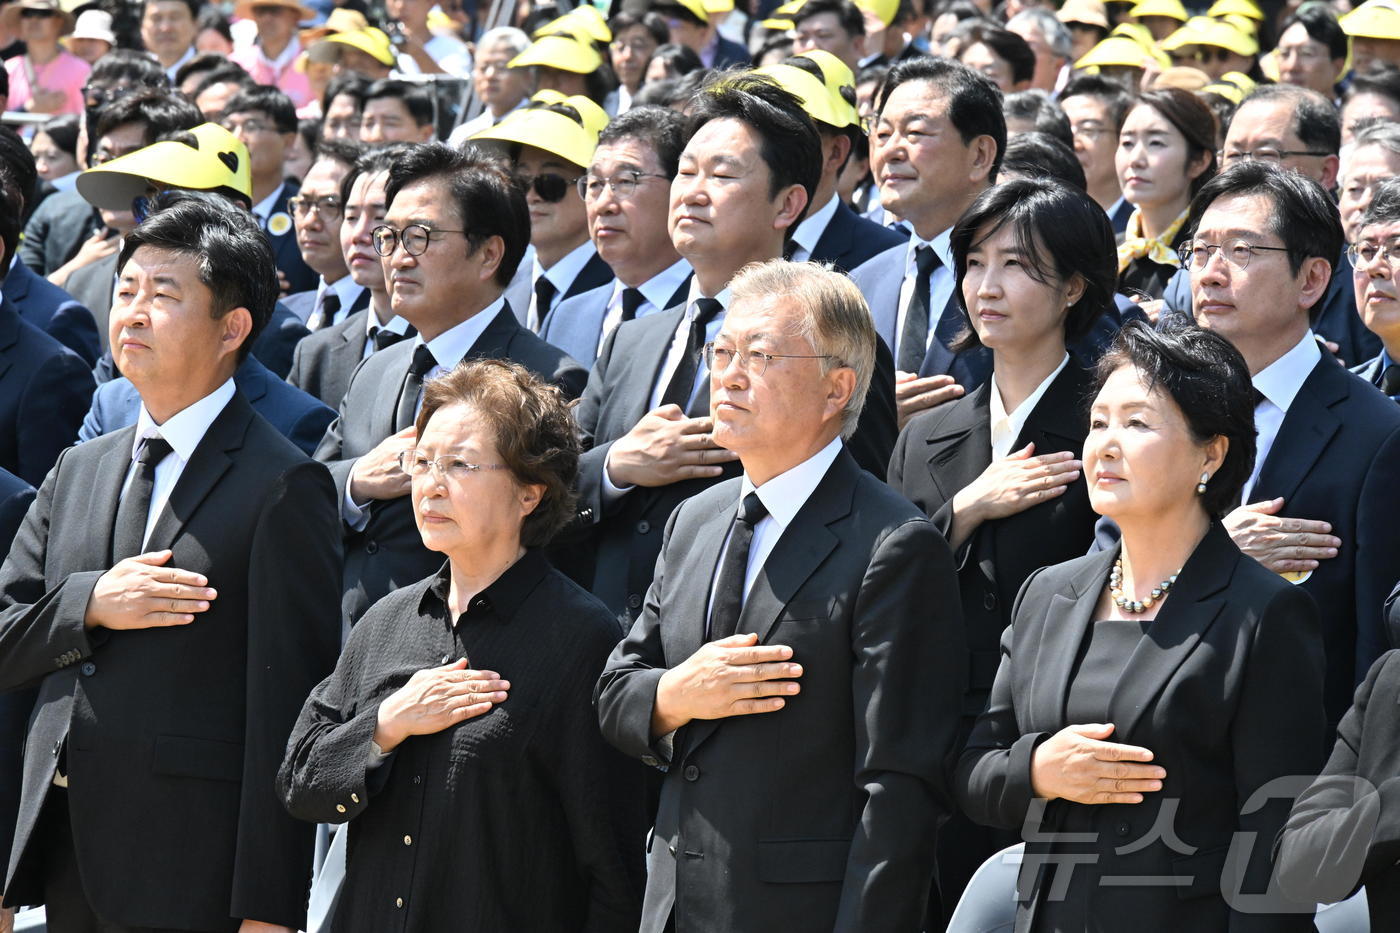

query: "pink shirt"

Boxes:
[230, 41, 313, 108]
[6, 50, 89, 115]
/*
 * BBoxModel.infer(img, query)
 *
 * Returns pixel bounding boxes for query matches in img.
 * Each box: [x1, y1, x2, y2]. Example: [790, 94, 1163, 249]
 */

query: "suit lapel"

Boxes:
[91, 433, 137, 567]
[0, 302, 18, 381]
[1028, 547, 1116, 732]
[1253, 359, 1343, 504]
[631, 306, 687, 426]
[810, 201, 852, 266]
[145, 394, 252, 553]
[924, 381, 992, 501]
[1012, 361, 1092, 455]
[566, 251, 614, 300]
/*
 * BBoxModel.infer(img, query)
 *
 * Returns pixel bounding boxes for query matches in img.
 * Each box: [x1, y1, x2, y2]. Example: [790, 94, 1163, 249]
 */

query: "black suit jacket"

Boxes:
[0, 392, 342, 931]
[569, 302, 899, 621]
[0, 468, 32, 876]
[63, 249, 118, 353]
[265, 179, 319, 296]
[1276, 648, 1400, 929]
[809, 200, 907, 274]
[18, 188, 101, 277]
[0, 296, 94, 486]
[315, 303, 588, 625]
[285, 303, 396, 409]
[2, 258, 100, 366]
[956, 524, 1326, 933]
[887, 361, 1097, 716]
[596, 449, 966, 932]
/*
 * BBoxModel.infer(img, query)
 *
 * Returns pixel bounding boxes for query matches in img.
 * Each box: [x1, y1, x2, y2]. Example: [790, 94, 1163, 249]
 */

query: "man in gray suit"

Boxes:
[541, 106, 692, 368]
[597, 260, 964, 932]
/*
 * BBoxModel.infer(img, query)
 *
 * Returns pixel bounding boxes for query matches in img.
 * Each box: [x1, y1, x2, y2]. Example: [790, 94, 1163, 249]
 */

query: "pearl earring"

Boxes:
[1196, 472, 1209, 495]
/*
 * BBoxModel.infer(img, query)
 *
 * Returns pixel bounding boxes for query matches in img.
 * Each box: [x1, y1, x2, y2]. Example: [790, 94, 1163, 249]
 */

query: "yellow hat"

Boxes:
[321, 27, 397, 67]
[1110, 21, 1157, 47]
[795, 49, 860, 126]
[759, 16, 795, 29]
[854, 0, 899, 27]
[704, 0, 735, 13]
[1202, 79, 1245, 103]
[1342, 0, 1400, 39]
[534, 6, 612, 43]
[756, 63, 854, 129]
[1220, 13, 1257, 34]
[298, 7, 368, 45]
[509, 33, 604, 73]
[1160, 16, 1257, 56]
[1205, 0, 1263, 20]
[1130, 0, 1187, 22]
[1075, 34, 1167, 68]
[78, 123, 253, 211]
[526, 89, 608, 135]
[471, 102, 598, 170]
[1059, 0, 1109, 30]
[656, 0, 711, 24]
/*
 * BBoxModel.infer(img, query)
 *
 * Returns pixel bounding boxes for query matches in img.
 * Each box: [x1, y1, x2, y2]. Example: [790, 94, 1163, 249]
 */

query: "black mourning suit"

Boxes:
[596, 449, 966, 932]
[0, 392, 342, 931]
[956, 524, 1326, 933]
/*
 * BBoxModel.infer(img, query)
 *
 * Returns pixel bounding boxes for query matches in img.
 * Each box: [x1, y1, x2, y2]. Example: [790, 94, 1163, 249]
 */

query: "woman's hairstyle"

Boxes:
[415, 359, 580, 547]
[950, 178, 1115, 349]
[1130, 87, 1218, 196]
[38, 114, 79, 158]
[1002, 131, 1085, 190]
[1093, 320, 1256, 517]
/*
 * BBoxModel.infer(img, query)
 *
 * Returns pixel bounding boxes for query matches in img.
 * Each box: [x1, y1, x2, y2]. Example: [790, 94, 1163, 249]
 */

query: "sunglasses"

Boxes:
[514, 171, 579, 203]
[20, 8, 57, 18]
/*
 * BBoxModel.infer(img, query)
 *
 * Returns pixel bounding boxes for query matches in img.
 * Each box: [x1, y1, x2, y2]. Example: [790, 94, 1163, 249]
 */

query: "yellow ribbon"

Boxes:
[1117, 207, 1190, 276]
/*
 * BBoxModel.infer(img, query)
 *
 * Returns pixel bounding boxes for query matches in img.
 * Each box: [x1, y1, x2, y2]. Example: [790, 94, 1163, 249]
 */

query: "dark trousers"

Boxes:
[37, 789, 199, 933]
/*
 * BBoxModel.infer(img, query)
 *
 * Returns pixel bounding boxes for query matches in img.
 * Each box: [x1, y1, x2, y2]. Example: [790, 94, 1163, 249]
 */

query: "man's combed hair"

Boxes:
[223, 84, 299, 135]
[364, 78, 436, 128]
[93, 88, 203, 144]
[597, 105, 686, 178]
[877, 57, 1007, 182]
[1359, 176, 1400, 231]
[1230, 84, 1341, 157]
[383, 142, 531, 288]
[116, 191, 278, 362]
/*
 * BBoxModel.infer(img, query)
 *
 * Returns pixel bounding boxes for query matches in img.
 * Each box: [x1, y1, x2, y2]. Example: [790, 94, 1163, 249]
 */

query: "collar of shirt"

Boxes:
[1252, 330, 1321, 414]
[7, 253, 17, 272]
[904, 226, 952, 277]
[789, 193, 841, 260]
[416, 295, 506, 374]
[251, 181, 286, 225]
[988, 354, 1069, 460]
[321, 274, 364, 310]
[739, 435, 844, 531]
[132, 378, 236, 462]
[699, 33, 719, 67]
[634, 257, 693, 311]
[535, 239, 598, 293]
[254, 35, 301, 71]
[164, 46, 195, 83]
[1107, 195, 1127, 219]
[422, 547, 550, 627]
[365, 308, 411, 338]
[683, 279, 732, 321]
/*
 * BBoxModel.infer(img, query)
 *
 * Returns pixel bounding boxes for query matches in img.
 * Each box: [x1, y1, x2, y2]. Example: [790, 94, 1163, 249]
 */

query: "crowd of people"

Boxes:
[1, 0, 1400, 929]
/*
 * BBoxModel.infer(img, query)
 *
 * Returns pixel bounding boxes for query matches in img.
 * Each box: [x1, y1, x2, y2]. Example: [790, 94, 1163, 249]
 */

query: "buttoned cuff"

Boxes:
[602, 448, 634, 503]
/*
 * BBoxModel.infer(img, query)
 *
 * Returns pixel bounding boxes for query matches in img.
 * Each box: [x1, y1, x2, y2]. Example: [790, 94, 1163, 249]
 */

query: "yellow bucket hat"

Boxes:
[471, 101, 599, 170]
[1342, 0, 1400, 39]
[1160, 16, 1257, 56]
[1076, 34, 1169, 68]
[534, 6, 612, 43]
[760, 0, 804, 29]
[1110, 21, 1157, 47]
[657, 0, 711, 23]
[1206, 0, 1263, 20]
[509, 33, 604, 73]
[1130, 0, 1188, 22]
[704, 0, 735, 13]
[794, 49, 860, 126]
[321, 27, 397, 67]
[77, 123, 253, 211]
[756, 63, 852, 128]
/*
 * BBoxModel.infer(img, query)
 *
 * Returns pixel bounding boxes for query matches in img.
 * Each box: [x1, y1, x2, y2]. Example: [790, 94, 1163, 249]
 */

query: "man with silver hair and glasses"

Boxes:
[1007, 8, 1073, 94]
[447, 26, 533, 145]
[597, 259, 965, 933]
[1348, 175, 1400, 398]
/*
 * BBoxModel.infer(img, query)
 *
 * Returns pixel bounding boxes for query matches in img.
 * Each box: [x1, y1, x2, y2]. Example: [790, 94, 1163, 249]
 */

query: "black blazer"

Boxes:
[265, 179, 319, 296]
[0, 467, 32, 876]
[569, 302, 898, 621]
[887, 361, 1097, 716]
[956, 524, 1327, 933]
[2, 257, 100, 366]
[18, 188, 101, 277]
[0, 296, 94, 486]
[285, 303, 396, 410]
[809, 200, 907, 274]
[315, 303, 587, 625]
[0, 392, 342, 931]
[1276, 649, 1400, 929]
[596, 449, 966, 932]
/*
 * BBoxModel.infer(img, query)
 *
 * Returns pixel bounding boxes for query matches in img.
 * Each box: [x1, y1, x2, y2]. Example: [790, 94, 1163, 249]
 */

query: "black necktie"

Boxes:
[708, 492, 769, 641]
[620, 287, 645, 322]
[315, 291, 341, 331]
[659, 297, 724, 412]
[534, 276, 558, 330]
[396, 344, 437, 430]
[373, 326, 409, 352]
[898, 245, 940, 372]
[111, 436, 173, 563]
[1381, 364, 1400, 397]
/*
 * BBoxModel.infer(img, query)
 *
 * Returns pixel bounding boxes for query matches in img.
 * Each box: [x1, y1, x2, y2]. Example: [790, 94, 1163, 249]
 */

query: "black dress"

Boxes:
[278, 550, 649, 931]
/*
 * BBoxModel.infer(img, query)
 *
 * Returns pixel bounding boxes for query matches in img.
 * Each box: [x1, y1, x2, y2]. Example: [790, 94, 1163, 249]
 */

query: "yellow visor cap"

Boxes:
[509, 33, 604, 73]
[77, 123, 252, 210]
[472, 107, 597, 170]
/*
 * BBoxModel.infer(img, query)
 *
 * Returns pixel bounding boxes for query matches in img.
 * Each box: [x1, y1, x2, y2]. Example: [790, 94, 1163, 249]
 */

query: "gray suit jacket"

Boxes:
[540, 274, 691, 368]
[285, 299, 387, 410]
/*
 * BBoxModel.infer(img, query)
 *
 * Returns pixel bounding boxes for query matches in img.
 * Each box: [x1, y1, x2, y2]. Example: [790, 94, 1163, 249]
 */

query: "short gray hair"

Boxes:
[727, 259, 876, 438]
[1353, 119, 1400, 159]
[1007, 9, 1073, 61]
[477, 26, 530, 59]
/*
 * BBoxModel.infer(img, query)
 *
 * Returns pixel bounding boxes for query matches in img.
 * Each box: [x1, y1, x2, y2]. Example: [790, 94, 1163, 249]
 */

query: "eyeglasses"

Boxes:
[514, 171, 581, 204]
[19, 9, 57, 19]
[288, 195, 343, 220]
[577, 170, 669, 201]
[610, 39, 656, 54]
[372, 223, 470, 257]
[222, 118, 274, 136]
[1218, 147, 1332, 164]
[1178, 238, 1291, 270]
[398, 450, 511, 480]
[1071, 122, 1110, 142]
[703, 343, 841, 377]
[1347, 240, 1400, 268]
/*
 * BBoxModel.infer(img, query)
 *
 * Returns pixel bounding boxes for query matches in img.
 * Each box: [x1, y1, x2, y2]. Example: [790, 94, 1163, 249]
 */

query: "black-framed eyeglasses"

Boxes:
[577, 170, 669, 201]
[398, 450, 512, 480]
[514, 171, 581, 204]
[288, 195, 343, 220]
[1218, 147, 1332, 164]
[1178, 238, 1291, 271]
[372, 223, 470, 257]
[19, 8, 57, 19]
[1347, 240, 1400, 268]
[703, 342, 842, 377]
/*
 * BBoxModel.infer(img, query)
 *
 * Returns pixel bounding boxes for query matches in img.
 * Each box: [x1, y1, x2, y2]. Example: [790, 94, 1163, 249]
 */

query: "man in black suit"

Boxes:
[571, 72, 897, 622]
[288, 145, 415, 408]
[1059, 75, 1133, 235]
[654, 0, 750, 67]
[851, 57, 1006, 428]
[0, 193, 341, 932]
[315, 143, 587, 626]
[1183, 161, 1400, 731]
[281, 139, 367, 330]
[221, 85, 319, 295]
[597, 260, 964, 931]
[0, 466, 30, 933]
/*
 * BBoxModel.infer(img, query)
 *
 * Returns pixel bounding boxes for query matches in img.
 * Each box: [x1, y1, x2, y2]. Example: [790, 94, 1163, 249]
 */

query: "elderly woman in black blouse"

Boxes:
[279, 359, 645, 930]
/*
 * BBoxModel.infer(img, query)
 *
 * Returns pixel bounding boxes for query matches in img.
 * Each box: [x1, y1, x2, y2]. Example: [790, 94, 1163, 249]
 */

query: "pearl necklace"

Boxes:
[1109, 559, 1179, 614]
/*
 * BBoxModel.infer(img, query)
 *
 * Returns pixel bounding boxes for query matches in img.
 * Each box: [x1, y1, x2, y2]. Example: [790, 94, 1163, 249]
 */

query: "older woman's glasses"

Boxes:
[1178, 238, 1290, 271]
[577, 171, 668, 201]
[372, 224, 469, 257]
[703, 343, 841, 377]
[398, 450, 511, 481]
[1348, 240, 1400, 269]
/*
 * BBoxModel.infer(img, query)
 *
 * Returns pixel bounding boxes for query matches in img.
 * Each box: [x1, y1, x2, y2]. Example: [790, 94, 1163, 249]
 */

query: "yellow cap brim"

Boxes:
[78, 124, 252, 210]
[472, 109, 597, 169]
[1206, 0, 1263, 19]
[1075, 35, 1158, 67]
[323, 29, 397, 66]
[1130, 0, 1188, 21]
[534, 7, 612, 43]
[1342, 0, 1400, 39]
[756, 63, 857, 128]
[509, 34, 603, 73]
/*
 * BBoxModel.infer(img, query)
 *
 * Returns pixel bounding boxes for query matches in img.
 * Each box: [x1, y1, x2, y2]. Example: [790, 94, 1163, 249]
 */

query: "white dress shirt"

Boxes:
[251, 182, 286, 228]
[786, 193, 842, 263]
[447, 98, 527, 148]
[1243, 330, 1321, 503]
[988, 354, 1069, 461]
[361, 309, 413, 361]
[528, 240, 599, 331]
[595, 258, 692, 357]
[128, 379, 237, 549]
[895, 227, 955, 368]
[163, 46, 195, 84]
[303, 275, 366, 329]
